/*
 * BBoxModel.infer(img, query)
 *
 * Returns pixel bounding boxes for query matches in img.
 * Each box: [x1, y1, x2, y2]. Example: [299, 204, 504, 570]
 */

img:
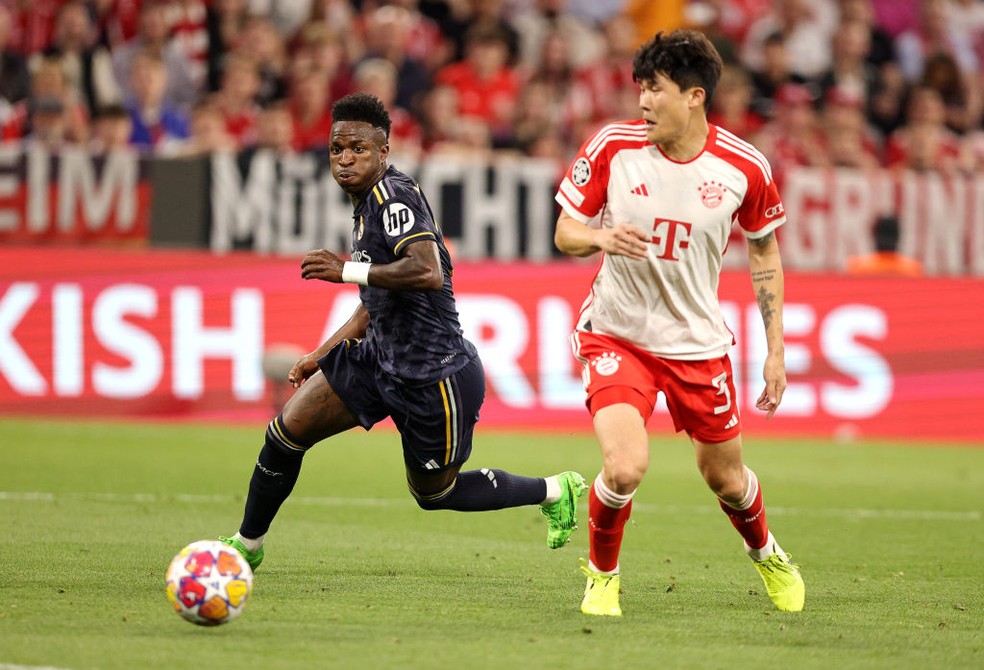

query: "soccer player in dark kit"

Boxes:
[220, 93, 586, 570]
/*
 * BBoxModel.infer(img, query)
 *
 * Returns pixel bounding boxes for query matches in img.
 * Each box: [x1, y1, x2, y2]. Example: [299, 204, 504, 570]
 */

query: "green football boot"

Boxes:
[540, 471, 588, 549]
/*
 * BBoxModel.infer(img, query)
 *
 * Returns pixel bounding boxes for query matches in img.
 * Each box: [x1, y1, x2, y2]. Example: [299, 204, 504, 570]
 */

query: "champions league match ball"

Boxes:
[165, 540, 253, 626]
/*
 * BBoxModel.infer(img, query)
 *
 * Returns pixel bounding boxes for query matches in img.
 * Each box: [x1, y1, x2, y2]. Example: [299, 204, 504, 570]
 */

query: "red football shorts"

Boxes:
[573, 331, 742, 444]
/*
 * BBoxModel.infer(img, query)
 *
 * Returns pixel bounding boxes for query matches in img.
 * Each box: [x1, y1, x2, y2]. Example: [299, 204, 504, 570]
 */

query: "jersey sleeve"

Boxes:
[735, 155, 786, 240]
[373, 182, 437, 256]
[554, 124, 614, 223]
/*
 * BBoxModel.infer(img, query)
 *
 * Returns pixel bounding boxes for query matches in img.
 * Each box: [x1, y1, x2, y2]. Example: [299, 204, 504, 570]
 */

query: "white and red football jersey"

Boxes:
[555, 119, 786, 360]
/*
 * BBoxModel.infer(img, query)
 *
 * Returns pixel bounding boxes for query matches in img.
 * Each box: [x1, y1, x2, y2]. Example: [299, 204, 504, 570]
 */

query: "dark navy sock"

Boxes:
[418, 469, 547, 511]
[239, 416, 307, 538]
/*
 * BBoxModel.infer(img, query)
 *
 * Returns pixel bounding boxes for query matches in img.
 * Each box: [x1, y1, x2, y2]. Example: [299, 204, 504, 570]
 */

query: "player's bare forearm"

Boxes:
[554, 211, 648, 259]
[300, 242, 443, 291]
[747, 231, 787, 417]
[747, 232, 785, 355]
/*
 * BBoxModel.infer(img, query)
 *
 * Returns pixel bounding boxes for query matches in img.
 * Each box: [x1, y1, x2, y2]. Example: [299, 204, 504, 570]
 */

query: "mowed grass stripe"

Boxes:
[1, 490, 979, 522]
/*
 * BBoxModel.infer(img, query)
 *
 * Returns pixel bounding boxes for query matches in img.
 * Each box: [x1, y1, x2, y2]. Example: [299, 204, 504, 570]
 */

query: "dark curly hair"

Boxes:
[632, 30, 723, 110]
[331, 92, 392, 139]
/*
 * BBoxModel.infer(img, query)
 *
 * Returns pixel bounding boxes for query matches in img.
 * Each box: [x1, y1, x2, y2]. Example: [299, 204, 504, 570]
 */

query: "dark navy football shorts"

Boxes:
[317, 339, 485, 473]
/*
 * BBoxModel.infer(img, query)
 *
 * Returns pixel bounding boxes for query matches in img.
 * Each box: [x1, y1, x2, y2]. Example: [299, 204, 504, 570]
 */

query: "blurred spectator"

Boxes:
[748, 31, 811, 119]
[5, 0, 61, 55]
[2, 56, 90, 144]
[89, 103, 133, 154]
[112, 1, 198, 112]
[249, 0, 313, 39]
[32, 1, 122, 117]
[252, 101, 294, 156]
[0, 4, 31, 114]
[434, 24, 521, 144]
[372, 0, 451, 73]
[820, 86, 882, 168]
[895, 0, 978, 83]
[817, 17, 880, 110]
[948, 0, 984, 63]
[920, 51, 980, 134]
[845, 215, 924, 276]
[167, 0, 210, 91]
[441, 0, 520, 65]
[884, 86, 964, 171]
[205, 0, 250, 92]
[289, 70, 333, 151]
[355, 5, 432, 113]
[751, 82, 830, 173]
[418, 83, 459, 152]
[233, 15, 289, 105]
[353, 57, 422, 162]
[25, 96, 73, 149]
[507, 78, 568, 162]
[575, 14, 639, 127]
[708, 63, 766, 137]
[125, 50, 190, 154]
[176, 100, 237, 155]
[95, 0, 142, 50]
[517, 29, 592, 143]
[741, 0, 838, 80]
[290, 22, 354, 103]
[511, 0, 604, 71]
[211, 53, 262, 147]
[837, 0, 895, 68]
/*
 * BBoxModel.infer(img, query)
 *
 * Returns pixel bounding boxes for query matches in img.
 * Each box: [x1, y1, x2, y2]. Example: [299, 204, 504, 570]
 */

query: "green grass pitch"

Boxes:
[1, 418, 981, 670]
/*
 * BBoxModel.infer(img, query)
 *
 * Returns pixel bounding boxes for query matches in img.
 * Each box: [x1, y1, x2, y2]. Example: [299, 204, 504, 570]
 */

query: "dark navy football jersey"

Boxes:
[350, 165, 478, 384]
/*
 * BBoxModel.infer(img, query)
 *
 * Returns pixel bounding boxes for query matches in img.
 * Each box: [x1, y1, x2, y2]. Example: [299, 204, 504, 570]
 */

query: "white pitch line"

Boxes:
[0, 491, 979, 522]
[0, 664, 75, 670]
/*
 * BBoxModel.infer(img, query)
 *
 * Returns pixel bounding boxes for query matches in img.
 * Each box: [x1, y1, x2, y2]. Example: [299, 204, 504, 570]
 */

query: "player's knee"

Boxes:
[604, 460, 647, 493]
[701, 466, 744, 501]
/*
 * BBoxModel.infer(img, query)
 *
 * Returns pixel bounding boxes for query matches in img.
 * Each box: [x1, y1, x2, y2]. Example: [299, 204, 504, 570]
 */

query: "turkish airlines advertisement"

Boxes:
[1, 247, 982, 442]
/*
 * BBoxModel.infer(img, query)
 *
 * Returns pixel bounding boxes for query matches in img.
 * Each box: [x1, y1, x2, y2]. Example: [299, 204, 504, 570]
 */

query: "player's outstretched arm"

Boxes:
[747, 231, 786, 418]
[554, 210, 648, 259]
[300, 242, 443, 291]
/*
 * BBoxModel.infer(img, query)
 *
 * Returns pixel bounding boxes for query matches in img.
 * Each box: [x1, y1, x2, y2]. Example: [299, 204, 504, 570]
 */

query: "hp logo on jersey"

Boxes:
[384, 202, 415, 237]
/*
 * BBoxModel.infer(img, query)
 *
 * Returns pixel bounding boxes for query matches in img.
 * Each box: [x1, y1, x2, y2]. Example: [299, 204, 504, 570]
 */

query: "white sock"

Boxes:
[589, 559, 619, 576]
[542, 476, 562, 504]
[234, 532, 264, 552]
[745, 532, 780, 562]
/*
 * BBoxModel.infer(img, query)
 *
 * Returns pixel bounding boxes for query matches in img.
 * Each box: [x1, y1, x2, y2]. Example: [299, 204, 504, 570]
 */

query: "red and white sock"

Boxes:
[718, 466, 770, 552]
[588, 474, 634, 574]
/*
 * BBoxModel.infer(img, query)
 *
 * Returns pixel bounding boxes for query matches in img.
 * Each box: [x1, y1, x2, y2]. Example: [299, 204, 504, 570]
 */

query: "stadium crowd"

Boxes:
[1, 0, 984, 177]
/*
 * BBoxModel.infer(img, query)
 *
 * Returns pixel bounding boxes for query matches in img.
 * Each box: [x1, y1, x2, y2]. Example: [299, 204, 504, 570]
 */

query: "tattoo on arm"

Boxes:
[755, 285, 777, 329]
[748, 231, 775, 248]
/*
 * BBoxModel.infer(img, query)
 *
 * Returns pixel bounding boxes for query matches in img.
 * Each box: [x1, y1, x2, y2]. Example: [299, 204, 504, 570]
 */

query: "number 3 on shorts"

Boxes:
[711, 371, 731, 415]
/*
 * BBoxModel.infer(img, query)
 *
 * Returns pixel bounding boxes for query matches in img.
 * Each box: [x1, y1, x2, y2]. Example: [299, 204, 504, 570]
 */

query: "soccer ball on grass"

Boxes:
[165, 539, 253, 626]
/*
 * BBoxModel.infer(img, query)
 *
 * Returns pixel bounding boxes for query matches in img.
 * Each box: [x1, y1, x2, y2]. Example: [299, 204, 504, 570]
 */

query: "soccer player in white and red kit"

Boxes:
[554, 30, 805, 616]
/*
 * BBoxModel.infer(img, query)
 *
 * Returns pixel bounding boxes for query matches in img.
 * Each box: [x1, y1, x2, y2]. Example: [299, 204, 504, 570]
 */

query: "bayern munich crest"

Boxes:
[591, 351, 622, 376]
[698, 180, 725, 208]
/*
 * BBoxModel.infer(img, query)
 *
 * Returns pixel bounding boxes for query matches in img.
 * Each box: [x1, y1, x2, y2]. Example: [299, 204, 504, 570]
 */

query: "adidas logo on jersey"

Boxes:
[724, 413, 739, 430]
[630, 183, 649, 196]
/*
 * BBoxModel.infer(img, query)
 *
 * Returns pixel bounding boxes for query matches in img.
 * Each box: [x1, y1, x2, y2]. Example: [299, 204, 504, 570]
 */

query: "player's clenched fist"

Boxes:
[300, 249, 344, 282]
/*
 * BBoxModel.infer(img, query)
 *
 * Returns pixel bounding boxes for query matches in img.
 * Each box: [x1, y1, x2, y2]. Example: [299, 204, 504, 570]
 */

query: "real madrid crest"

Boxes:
[356, 215, 365, 240]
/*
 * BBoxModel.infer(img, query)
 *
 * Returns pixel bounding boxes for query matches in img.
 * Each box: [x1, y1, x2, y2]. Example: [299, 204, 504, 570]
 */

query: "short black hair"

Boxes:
[632, 30, 724, 110]
[873, 216, 901, 252]
[331, 92, 391, 139]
